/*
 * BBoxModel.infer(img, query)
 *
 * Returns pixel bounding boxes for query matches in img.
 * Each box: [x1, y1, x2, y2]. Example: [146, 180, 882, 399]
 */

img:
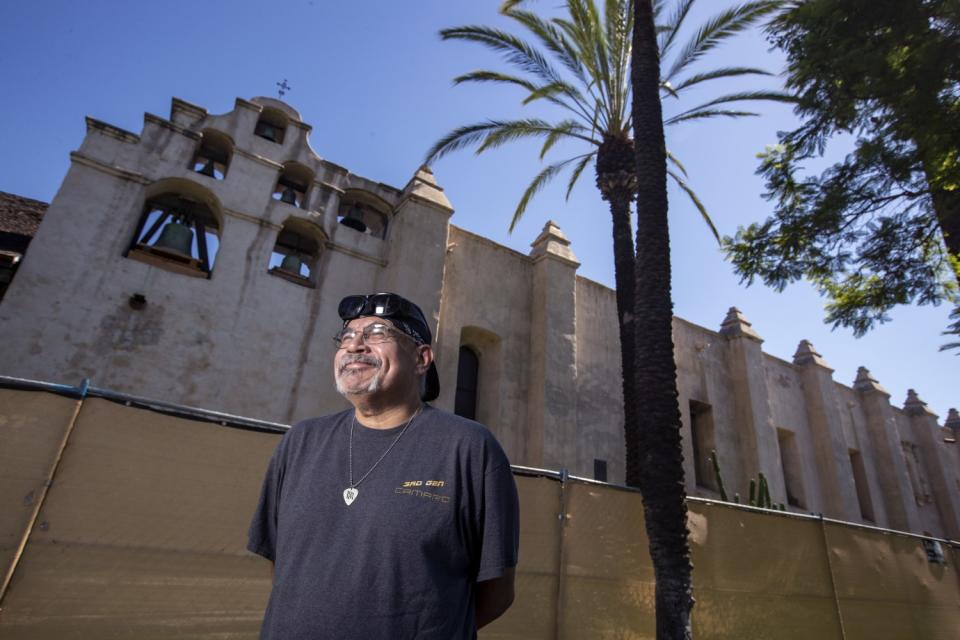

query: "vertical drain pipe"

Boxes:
[0, 378, 90, 606]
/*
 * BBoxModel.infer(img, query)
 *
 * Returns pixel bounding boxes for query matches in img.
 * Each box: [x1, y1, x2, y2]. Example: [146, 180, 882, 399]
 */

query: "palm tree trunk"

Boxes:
[631, 1, 694, 638]
[607, 189, 638, 477]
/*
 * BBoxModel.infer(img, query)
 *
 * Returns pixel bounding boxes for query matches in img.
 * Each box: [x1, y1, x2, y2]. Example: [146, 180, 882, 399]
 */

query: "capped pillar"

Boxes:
[375, 165, 453, 325]
[527, 221, 580, 471]
[903, 390, 960, 539]
[398, 165, 453, 212]
[718, 307, 785, 503]
[946, 408, 960, 439]
[791, 340, 861, 520]
[853, 367, 921, 532]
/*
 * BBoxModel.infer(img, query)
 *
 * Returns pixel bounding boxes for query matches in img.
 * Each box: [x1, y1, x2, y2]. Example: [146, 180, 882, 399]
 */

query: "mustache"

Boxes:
[338, 353, 382, 375]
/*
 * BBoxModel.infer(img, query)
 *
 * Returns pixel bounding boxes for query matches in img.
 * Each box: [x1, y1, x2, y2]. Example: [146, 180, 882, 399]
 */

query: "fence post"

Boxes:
[553, 469, 569, 640]
[0, 378, 90, 606]
[819, 514, 848, 640]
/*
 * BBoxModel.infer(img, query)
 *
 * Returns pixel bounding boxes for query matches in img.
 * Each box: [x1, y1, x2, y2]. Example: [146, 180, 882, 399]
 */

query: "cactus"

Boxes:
[708, 450, 728, 501]
[709, 450, 787, 512]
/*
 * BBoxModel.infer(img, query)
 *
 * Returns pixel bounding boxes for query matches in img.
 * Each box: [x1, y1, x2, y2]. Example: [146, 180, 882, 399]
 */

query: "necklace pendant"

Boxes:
[343, 487, 359, 506]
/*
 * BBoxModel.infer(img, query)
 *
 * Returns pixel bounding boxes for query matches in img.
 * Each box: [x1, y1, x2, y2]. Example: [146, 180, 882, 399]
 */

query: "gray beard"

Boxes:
[336, 355, 383, 397]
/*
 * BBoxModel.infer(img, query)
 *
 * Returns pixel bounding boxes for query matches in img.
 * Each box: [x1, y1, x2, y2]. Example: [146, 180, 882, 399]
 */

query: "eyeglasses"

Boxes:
[338, 293, 428, 327]
[332, 322, 413, 349]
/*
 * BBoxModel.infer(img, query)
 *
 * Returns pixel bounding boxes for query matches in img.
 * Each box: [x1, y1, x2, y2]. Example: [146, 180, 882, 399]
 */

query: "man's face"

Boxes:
[334, 316, 427, 400]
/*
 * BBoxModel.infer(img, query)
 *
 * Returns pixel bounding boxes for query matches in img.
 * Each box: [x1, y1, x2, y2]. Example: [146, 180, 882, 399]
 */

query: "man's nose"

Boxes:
[343, 335, 370, 352]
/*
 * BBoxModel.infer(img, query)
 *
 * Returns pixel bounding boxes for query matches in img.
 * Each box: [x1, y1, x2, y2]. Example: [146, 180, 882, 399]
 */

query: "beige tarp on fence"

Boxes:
[1, 386, 958, 639]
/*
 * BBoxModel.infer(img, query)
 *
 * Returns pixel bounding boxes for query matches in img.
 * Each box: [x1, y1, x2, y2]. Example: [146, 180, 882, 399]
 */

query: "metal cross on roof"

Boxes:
[277, 79, 291, 98]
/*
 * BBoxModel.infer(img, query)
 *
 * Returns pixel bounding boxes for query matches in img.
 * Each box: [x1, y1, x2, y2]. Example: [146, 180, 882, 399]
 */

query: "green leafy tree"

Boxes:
[724, 0, 960, 346]
[425, 0, 786, 489]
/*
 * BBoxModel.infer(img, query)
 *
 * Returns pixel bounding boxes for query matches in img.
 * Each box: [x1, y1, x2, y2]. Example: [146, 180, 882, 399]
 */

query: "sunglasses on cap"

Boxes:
[338, 293, 429, 329]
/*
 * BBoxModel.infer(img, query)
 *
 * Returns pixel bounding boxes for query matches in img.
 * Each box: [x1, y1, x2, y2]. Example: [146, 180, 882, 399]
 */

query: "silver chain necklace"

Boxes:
[343, 405, 422, 506]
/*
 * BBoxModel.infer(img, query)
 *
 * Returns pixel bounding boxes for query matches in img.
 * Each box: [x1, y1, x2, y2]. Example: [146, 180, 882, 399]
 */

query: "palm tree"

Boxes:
[632, 0, 692, 636]
[426, 0, 785, 486]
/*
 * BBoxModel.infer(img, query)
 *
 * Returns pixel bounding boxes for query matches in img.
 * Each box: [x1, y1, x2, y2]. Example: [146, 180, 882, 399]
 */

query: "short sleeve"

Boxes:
[247, 437, 285, 562]
[475, 461, 520, 582]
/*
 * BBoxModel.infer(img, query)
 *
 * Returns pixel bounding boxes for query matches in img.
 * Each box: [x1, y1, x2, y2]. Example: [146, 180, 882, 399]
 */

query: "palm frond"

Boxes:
[440, 25, 563, 85]
[506, 9, 589, 87]
[668, 169, 720, 244]
[671, 66, 773, 92]
[522, 80, 587, 107]
[510, 156, 586, 232]
[475, 119, 593, 154]
[657, 0, 696, 58]
[664, 108, 759, 126]
[663, 1, 782, 82]
[671, 89, 796, 117]
[499, 0, 528, 12]
[565, 153, 596, 200]
[425, 119, 592, 164]
[660, 80, 680, 99]
[666, 150, 688, 177]
[452, 70, 538, 92]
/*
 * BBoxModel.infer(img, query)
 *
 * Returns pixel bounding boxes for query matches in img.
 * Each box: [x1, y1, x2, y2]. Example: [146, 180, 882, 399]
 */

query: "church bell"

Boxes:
[153, 220, 194, 256]
[280, 253, 303, 274]
[197, 158, 217, 177]
[280, 186, 298, 205]
[339, 216, 367, 233]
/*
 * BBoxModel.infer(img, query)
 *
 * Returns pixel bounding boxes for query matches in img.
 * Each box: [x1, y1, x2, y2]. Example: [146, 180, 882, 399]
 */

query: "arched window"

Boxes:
[273, 163, 313, 209]
[337, 193, 390, 238]
[454, 346, 480, 420]
[190, 130, 232, 180]
[126, 192, 220, 278]
[268, 219, 323, 287]
[254, 107, 288, 144]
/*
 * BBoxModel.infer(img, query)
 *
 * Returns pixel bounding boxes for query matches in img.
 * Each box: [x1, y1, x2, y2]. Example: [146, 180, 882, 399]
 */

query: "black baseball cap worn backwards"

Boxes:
[337, 292, 440, 402]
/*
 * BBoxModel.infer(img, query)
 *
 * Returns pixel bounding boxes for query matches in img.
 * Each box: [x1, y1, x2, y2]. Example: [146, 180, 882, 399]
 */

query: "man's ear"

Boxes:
[415, 344, 434, 375]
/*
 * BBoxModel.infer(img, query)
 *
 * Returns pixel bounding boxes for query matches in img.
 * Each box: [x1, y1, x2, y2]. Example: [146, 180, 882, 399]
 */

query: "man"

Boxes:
[248, 292, 520, 639]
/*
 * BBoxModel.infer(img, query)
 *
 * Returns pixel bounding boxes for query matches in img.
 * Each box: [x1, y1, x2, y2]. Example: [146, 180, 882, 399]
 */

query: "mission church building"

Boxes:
[1, 96, 958, 540]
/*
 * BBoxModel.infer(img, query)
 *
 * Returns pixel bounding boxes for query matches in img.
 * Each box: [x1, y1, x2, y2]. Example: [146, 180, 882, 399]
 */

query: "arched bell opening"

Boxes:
[267, 218, 324, 287]
[190, 129, 233, 180]
[336, 191, 390, 239]
[254, 107, 288, 144]
[126, 191, 221, 278]
[272, 162, 313, 209]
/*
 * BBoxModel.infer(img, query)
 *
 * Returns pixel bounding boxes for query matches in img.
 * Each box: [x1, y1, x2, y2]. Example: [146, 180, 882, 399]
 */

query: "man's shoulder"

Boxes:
[419, 406, 511, 465]
[284, 409, 352, 441]
[420, 405, 492, 438]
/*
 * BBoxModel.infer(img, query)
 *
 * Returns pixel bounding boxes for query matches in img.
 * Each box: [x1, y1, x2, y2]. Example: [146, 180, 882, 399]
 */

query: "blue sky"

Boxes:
[1, 1, 956, 420]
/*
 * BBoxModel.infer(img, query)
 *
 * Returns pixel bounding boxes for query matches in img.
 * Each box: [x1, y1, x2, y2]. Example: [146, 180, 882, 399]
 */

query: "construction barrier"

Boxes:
[1, 382, 958, 639]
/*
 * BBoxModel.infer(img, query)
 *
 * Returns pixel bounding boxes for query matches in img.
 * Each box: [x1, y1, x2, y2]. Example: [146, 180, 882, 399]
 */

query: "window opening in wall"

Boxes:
[689, 400, 717, 491]
[777, 428, 806, 509]
[594, 459, 608, 482]
[190, 131, 231, 180]
[268, 225, 320, 287]
[848, 449, 875, 522]
[272, 164, 313, 210]
[901, 441, 932, 505]
[454, 346, 479, 421]
[126, 194, 219, 278]
[337, 198, 389, 238]
[254, 108, 287, 144]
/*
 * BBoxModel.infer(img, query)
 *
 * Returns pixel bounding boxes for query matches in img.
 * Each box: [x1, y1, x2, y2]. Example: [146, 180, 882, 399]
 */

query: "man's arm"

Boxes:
[475, 567, 515, 630]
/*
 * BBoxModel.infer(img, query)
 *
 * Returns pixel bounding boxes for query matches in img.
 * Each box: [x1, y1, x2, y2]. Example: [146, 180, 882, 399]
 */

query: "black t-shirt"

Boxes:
[247, 405, 520, 640]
